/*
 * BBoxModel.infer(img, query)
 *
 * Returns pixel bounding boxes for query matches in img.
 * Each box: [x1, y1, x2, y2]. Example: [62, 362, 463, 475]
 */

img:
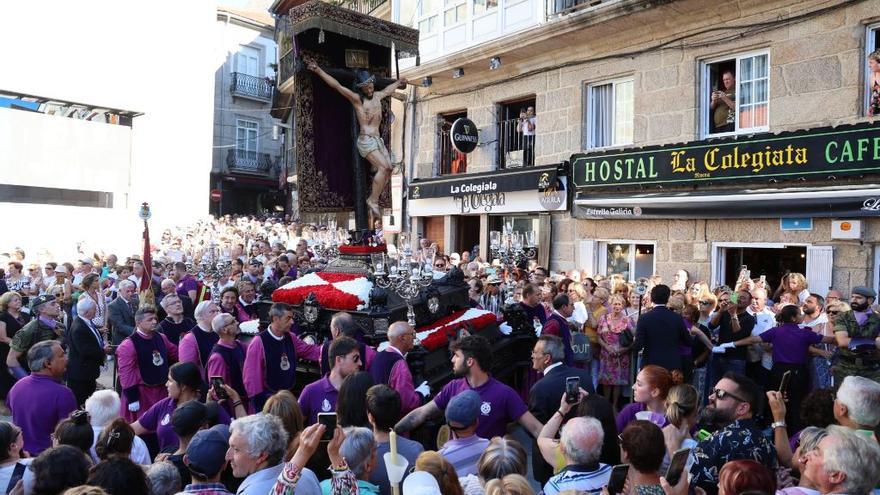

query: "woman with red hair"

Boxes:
[616, 365, 682, 432]
[718, 459, 776, 495]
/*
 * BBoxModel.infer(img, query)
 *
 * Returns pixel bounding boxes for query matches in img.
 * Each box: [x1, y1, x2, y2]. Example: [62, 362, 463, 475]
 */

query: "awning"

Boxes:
[287, 1, 419, 55]
[573, 185, 880, 219]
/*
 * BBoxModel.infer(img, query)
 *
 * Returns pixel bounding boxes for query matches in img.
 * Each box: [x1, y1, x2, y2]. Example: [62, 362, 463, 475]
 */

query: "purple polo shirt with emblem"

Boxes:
[433, 377, 528, 439]
[298, 376, 338, 425]
[176, 274, 198, 298]
[139, 397, 179, 451]
[760, 323, 823, 365]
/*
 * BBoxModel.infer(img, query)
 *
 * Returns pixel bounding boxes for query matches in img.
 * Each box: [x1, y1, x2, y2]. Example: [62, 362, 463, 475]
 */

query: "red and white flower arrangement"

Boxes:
[379, 308, 497, 352]
[272, 272, 373, 311]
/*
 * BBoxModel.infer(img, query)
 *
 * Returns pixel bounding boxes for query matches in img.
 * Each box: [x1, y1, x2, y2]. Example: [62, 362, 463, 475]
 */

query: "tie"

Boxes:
[87, 321, 104, 347]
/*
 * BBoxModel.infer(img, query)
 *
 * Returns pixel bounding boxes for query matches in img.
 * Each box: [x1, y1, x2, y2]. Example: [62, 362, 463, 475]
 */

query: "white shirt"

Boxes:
[747, 307, 776, 369]
[522, 116, 537, 136]
[543, 362, 562, 375]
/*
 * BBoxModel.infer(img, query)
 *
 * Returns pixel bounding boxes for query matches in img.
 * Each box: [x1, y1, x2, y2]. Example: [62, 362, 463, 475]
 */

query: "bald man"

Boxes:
[370, 322, 430, 414]
[318, 312, 375, 375]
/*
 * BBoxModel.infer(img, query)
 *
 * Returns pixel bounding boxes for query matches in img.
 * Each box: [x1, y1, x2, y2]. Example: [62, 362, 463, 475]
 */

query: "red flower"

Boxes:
[417, 310, 497, 351]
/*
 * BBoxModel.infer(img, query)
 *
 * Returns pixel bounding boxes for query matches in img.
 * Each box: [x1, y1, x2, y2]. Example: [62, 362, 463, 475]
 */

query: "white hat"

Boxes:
[403, 471, 441, 495]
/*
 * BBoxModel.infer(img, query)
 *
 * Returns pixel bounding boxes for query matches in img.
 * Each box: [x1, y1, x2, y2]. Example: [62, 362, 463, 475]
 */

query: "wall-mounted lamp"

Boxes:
[489, 57, 501, 70]
[452, 68, 465, 79]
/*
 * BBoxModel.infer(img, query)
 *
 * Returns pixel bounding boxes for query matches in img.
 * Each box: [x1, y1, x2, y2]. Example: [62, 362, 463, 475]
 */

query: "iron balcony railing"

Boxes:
[547, 0, 616, 17]
[227, 149, 277, 174]
[497, 117, 536, 169]
[231, 72, 274, 101]
[439, 127, 467, 175]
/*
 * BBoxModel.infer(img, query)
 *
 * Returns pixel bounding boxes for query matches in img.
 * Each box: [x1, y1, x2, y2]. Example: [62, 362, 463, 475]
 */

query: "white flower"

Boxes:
[278, 272, 328, 290]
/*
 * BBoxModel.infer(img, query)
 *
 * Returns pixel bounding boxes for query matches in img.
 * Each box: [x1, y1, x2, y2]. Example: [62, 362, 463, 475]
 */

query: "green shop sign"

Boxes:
[571, 122, 880, 189]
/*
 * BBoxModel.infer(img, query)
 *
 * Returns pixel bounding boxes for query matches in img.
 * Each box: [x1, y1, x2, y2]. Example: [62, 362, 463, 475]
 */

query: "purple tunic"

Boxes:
[760, 323, 823, 365]
[243, 329, 321, 409]
[8, 374, 77, 455]
[433, 377, 528, 439]
[118, 331, 178, 422]
[298, 376, 338, 425]
[179, 325, 219, 376]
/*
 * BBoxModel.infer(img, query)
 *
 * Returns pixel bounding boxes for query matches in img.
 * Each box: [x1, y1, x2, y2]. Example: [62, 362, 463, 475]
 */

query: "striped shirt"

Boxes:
[543, 463, 611, 495]
[438, 435, 489, 478]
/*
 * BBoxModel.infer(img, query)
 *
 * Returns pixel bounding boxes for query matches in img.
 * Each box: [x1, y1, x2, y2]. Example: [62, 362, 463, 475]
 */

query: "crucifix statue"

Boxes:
[305, 57, 407, 220]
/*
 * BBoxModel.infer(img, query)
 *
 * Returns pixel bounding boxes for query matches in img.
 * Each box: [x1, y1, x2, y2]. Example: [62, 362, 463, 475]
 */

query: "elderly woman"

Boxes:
[5, 262, 31, 298]
[566, 282, 589, 329]
[317, 427, 379, 495]
[157, 294, 195, 346]
[206, 313, 250, 414]
[79, 273, 108, 331]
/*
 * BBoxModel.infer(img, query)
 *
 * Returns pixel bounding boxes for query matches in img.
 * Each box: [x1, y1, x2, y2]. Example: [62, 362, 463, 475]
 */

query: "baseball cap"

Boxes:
[185, 424, 230, 479]
[445, 390, 481, 428]
[403, 471, 441, 495]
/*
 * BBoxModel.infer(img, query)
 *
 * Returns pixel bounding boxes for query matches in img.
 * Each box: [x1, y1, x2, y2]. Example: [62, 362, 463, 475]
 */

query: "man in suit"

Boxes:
[68, 297, 111, 405]
[632, 284, 693, 373]
[528, 335, 596, 484]
[108, 280, 137, 345]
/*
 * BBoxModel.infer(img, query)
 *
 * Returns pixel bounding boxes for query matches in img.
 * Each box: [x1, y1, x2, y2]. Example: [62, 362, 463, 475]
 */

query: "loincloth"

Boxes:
[356, 134, 388, 159]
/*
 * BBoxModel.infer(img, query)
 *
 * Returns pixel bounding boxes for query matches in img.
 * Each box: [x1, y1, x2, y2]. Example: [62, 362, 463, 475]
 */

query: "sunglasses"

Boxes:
[826, 310, 839, 315]
[712, 388, 746, 402]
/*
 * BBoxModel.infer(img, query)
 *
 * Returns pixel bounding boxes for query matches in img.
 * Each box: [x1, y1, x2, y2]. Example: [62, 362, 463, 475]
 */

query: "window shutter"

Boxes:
[806, 245, 834, 296]
[577, 240, 596, 277]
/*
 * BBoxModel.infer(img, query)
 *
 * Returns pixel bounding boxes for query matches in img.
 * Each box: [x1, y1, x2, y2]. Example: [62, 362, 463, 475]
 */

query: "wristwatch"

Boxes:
[771, 421, 787, 429]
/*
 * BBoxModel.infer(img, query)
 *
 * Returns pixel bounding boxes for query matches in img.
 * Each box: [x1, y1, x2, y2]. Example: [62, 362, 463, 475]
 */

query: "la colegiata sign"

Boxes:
[571, 122, 880, 189]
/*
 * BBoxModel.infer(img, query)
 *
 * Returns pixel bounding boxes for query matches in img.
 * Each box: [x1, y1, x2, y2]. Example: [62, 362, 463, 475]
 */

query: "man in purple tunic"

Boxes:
[179, 301, 220, 378]
[318, 312, 376, 375]
[7, 340, 77, 455]
[118, 305, 179, 422]
[394, 335, 543, 440]
[298, 336, 362, 425]
[243, 303, 320, 411]
[370, 322, 429, 415]
[520, 284, 548, 325]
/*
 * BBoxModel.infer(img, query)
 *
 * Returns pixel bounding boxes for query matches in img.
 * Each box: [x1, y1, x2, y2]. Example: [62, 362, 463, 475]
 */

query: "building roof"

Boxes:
[218, 7, 274, 27]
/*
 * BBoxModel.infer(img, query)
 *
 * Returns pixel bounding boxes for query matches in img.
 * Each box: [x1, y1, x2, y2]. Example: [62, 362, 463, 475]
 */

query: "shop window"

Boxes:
[585, 241, 654, 281]
[865, 24, 880, 117]
[473, 0, 498, 15]
[444, 0, 466, 26]
[585, 78, 634, 149]
[702, 52, 769, 137]
[438, 110, 467, 175]
[497, 97, 536, 169]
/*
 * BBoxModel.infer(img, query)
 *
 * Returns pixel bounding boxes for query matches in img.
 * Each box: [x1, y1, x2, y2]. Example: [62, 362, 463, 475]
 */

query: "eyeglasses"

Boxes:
[826, 310, 839, 315]
[699, 301, 711, 305]
[712, 388, 746, 402]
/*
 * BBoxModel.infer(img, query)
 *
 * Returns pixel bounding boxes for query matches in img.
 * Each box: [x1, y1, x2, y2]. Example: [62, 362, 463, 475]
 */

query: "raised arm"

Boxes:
[374, 78, 407, 100]
[305, 58, 360, 105]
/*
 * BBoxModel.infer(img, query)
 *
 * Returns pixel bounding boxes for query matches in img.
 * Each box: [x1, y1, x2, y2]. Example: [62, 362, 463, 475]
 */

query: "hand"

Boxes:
[415, 381, 431, 397]
[327, 426, 346, 467]
[766, 391, 787, 422]
[304, 56, 318, 71]
[103, 344, 113, 354]
[660, 471, 692, 495]
[290, 423, 325, 469]
[711, 346, 727, 354]
[559, 387, 589, 415]
[128, 401, 140, 413]
[8, 480, 22, 495]
[211, 383, 240, 403]
[154, 452, 171, 463]
[662, 422, 689, 454]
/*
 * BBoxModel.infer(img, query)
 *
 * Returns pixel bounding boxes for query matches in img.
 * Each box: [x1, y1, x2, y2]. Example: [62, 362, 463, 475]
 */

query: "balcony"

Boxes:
[547, 0, 618, 17]
[497, 117, 536, 169]
[226, 149, 278, 175]
[230, 72, 274, 102]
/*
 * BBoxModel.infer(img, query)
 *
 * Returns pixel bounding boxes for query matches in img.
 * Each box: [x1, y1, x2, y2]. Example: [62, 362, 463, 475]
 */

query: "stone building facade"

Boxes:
[401, 0, 880, 294]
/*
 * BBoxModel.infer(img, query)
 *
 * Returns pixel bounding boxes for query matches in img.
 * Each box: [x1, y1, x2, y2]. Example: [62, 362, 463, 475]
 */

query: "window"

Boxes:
[236, 46, 260, 77]
[703, 52, 769, 136]
[236, 119, 259, 160]
[497, 98, 536, 168]
[444, 0, 466, 26]
[439, 111, 467, 175]
[586, 78, 634, 149]
[593, 241, 654, 281]
[473, 0, 498, 15]
[417, 0, 440, 34]
[865, 24, 879, 117]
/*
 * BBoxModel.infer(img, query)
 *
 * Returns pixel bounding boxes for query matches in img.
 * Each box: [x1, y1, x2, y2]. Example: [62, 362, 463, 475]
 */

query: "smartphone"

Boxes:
[730, 292, 739, 304]
[317, 412, 337, 441]
[779, 370, 792, 396]
[760, 274, 767, 284]
[664, 447, 691, 486]
[565, 377, 580, 404]
[607, 464, 630, 494]
[210, 376, 228, 401]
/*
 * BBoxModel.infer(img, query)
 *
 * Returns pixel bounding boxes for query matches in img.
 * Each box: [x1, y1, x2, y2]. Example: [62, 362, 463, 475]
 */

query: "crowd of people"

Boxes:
[0, 214, 878, 495]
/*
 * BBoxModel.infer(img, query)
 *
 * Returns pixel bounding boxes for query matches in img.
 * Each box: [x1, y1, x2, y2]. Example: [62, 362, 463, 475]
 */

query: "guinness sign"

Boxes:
[450, 118, 479, 154]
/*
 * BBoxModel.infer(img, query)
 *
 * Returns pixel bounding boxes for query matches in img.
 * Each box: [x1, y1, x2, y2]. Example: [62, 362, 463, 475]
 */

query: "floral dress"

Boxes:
[598, 313, 633, 385]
